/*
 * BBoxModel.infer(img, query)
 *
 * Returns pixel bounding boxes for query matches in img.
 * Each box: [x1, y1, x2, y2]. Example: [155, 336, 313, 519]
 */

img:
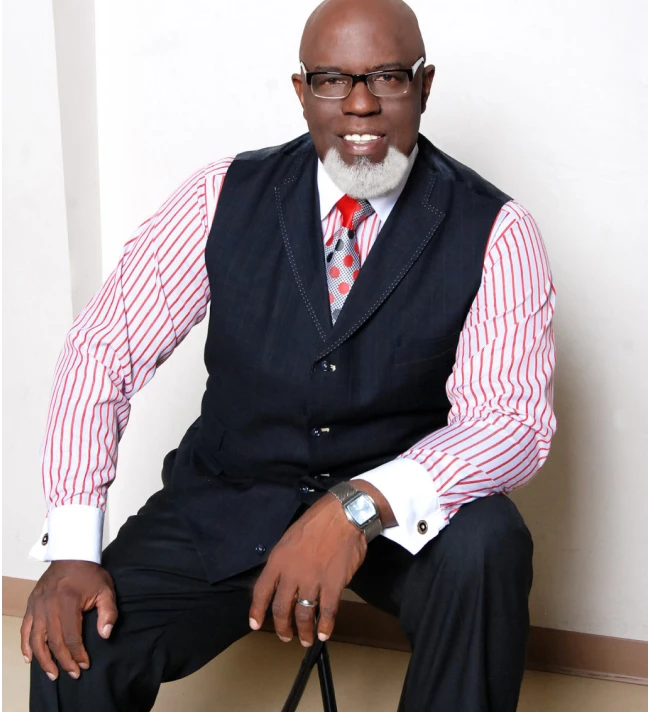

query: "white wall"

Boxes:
[3, 0, 647, 641]
[52, 0, 103, 317]
[2, 0, 73, 580]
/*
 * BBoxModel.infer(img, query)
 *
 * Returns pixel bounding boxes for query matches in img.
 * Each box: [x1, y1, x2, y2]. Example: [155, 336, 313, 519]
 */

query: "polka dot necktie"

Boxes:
[325, 195, 374, 324]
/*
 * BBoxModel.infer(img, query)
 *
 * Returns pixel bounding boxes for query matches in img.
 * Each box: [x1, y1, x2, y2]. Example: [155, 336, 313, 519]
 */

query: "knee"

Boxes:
[412, 496, 533, 599]
[399, 496, 533, 642]
[445, 495, 533, 591]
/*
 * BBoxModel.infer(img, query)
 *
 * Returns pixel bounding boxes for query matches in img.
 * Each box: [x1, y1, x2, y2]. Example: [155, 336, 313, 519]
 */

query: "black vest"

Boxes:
[167, 133, 509, 582]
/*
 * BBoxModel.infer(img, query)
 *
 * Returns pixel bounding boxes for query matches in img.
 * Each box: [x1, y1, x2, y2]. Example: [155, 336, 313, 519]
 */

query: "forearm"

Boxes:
[404, 409, 554, 519]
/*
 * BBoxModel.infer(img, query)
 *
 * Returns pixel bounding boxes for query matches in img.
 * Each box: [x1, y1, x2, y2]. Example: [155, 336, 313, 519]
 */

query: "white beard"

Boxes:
[322, 145, 410, 199]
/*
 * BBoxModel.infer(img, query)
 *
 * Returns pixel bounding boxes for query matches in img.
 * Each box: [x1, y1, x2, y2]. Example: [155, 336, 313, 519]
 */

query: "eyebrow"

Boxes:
[312, 61, 409, 73]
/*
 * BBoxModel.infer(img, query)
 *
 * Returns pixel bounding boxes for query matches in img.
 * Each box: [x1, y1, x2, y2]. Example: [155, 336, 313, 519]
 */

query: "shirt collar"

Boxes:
[317, 144, 419, 224]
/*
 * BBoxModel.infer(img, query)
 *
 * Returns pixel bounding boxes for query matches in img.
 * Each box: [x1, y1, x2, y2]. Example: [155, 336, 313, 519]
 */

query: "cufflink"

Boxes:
[41, 534, 49, 545]
[417, 520, 428, 534]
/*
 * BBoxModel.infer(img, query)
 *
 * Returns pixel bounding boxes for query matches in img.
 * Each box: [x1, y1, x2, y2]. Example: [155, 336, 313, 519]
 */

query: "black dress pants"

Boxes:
[30, 487, 533, 711]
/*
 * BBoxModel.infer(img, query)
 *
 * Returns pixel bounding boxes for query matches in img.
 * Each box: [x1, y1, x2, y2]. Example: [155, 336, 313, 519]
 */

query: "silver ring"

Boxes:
[297, 598, 317, 608]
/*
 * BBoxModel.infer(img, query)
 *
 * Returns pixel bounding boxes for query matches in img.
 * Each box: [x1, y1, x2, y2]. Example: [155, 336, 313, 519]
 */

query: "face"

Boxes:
[292, 10, 435, 165]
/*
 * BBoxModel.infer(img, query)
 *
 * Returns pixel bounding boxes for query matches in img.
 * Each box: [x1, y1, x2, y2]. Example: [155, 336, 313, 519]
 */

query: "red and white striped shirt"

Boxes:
[31, 149, 556, 562]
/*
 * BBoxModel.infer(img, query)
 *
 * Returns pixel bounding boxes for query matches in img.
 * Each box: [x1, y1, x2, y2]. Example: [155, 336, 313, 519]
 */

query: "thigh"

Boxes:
[100, 486, 262, 682]
[32, 487, 262, 712]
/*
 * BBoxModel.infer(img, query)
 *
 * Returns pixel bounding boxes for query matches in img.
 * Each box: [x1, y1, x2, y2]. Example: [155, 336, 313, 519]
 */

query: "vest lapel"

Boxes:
[315, 149, 448, 362]
[274, 147, 332, 342]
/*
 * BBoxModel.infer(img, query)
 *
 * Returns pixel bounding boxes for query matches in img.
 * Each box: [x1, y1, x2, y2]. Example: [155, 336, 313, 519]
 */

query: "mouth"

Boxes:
[338, 133, 386, 156]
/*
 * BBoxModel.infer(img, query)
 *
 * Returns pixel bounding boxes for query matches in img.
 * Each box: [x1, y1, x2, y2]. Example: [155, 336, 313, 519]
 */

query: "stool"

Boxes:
[282, 636, 337, 712]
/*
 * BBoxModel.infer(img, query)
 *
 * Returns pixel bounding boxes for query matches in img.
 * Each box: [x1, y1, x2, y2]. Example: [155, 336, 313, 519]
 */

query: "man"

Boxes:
[22, 0, 556, 709]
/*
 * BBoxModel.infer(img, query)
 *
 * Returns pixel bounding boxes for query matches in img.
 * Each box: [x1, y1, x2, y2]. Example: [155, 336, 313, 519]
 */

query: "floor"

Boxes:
[3, 616, 647, 711]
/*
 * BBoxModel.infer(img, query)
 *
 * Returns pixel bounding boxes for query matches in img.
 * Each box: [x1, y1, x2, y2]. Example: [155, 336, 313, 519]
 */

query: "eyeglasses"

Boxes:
[300, 57, 425, 99]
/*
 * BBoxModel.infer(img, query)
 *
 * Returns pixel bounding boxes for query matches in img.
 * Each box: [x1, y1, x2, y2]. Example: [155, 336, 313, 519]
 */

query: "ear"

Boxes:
[292, 73, 307, 116]
[420, 64, 435, 114]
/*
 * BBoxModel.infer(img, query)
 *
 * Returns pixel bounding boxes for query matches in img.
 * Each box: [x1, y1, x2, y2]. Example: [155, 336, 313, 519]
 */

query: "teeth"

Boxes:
[344, 134, 380, 142]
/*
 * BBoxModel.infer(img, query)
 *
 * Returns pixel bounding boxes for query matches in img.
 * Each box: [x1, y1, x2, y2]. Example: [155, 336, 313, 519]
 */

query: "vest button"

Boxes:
[255, 544, 266, 555]
[299, 485, 311, 495]
[311, 428, 321, 437]
[319, 360, 330, 371]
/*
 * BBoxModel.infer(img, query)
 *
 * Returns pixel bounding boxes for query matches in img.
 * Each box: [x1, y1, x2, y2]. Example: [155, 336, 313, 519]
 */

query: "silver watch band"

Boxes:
[328, 482, 383, 543]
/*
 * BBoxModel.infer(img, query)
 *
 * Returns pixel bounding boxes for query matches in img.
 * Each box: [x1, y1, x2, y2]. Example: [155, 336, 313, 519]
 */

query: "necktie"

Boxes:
[325, 195, 374, 324]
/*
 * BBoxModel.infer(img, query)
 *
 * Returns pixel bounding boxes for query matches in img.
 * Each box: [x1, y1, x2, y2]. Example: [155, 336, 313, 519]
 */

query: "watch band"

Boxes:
[328, 482, 383, 543]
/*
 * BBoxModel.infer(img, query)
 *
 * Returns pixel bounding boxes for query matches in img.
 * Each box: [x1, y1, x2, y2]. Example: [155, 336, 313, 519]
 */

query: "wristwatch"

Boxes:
[328, 482, 383, 543]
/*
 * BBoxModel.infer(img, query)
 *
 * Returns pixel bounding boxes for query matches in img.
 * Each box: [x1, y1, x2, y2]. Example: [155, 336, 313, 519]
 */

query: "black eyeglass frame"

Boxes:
[300, 57, 425, 99]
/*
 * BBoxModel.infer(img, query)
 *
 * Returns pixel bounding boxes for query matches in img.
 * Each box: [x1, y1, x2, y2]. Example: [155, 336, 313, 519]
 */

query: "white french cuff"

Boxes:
[352, 457, 446, 555]
[28, 505, 104, 564]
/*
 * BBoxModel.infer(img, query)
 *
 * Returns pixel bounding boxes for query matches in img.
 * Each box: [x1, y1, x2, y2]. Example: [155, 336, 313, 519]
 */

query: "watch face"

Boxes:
[347, 493, 377, 527]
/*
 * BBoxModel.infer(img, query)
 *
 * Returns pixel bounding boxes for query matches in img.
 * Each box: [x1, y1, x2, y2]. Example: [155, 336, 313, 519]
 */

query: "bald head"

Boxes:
[300, 0, 425, 62]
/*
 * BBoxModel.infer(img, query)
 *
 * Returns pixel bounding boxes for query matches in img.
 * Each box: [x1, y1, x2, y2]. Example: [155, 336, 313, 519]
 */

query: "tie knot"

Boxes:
[336, 195, 373, 230]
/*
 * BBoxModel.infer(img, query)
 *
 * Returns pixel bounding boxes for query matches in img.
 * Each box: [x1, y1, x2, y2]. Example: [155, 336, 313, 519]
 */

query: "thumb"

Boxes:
[96, 588, 118, 639]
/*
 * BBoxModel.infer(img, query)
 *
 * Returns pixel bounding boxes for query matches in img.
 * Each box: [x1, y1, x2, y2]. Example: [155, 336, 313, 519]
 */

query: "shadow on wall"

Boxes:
[512, 325, 593, 634]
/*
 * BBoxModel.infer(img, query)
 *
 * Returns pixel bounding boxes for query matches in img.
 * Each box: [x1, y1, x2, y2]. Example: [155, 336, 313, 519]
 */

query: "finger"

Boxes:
[59, 597, 90, 670]
[20, 611, 33, 663]
[29, 615, 59, 681]
[294, 588, 320, 647]
[272, 578, 297, 642]
[95, 587, 118, 640]
[316, 585, 341, 642]
[249, 567, 279, 631]
[45, 607, 81, 679]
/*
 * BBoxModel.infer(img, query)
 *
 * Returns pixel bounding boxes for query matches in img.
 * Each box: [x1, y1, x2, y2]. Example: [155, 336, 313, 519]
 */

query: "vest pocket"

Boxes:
[394, 330, 461, 368]
[193, 415, 227, 477]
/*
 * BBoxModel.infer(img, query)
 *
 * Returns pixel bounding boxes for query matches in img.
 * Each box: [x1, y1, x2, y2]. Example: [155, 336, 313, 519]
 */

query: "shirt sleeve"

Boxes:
[354, 200, 556, 554]
[30, 159, 233, 563]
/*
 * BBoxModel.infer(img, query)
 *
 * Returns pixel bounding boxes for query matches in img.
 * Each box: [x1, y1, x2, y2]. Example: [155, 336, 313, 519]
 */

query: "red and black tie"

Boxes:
[325, 195, 374, 324]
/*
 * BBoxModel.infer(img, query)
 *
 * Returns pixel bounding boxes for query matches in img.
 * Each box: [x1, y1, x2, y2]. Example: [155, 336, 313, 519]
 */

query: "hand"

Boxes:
[249, 494, 367, 647]
[21, 560, 118, 680]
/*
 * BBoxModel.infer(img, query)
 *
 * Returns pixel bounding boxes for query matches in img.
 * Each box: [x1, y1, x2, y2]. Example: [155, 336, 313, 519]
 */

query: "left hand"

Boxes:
[248, 493, 367, 646]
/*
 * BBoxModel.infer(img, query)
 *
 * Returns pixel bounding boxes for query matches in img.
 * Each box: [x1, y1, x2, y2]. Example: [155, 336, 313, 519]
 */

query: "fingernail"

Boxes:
[318, 632, 329, 642]
[278, 635, 291, 643]
[69, 671, 79, 680]
[300, 639, 312, 648]
[249, 618, 260, 631]
[79, 662, 90, 670]
[46, 672, 57, 682]
[101, 624, 113, 638]
[23, 655, 30, 664]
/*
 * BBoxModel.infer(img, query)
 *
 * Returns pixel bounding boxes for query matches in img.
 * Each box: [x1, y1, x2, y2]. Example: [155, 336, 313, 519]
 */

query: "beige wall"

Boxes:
[2, 0, 72, 581]
[3, 0, 647, 640]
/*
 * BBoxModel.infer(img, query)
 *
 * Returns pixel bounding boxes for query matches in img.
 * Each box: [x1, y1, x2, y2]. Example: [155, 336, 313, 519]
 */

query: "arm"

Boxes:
[354, 200, 556, 552]
[22, 159, 233, 681]
[249, 200, 555, 647]
[30, 159, 233, 563]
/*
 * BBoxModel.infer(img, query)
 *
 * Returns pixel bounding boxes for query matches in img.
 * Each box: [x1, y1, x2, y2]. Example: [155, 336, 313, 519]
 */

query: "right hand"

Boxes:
[20, 560, 118, 681]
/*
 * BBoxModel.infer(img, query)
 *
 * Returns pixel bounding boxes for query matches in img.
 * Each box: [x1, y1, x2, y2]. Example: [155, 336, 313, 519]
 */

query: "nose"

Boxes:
[341, 80, 381, 116]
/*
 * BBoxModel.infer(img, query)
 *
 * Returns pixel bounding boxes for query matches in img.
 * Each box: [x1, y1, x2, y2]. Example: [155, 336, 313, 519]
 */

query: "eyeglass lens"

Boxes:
[311, 71, 411, 98]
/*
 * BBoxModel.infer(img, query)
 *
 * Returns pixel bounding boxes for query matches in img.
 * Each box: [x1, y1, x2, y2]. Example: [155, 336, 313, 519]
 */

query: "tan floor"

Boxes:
[3, 616, 647, 711]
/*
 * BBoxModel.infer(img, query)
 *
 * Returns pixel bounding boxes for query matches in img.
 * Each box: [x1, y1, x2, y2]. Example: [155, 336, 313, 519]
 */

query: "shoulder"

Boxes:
[485, 200, 550, 274]
[155, 158, 236, 213]
[417, 134, 511, 205]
